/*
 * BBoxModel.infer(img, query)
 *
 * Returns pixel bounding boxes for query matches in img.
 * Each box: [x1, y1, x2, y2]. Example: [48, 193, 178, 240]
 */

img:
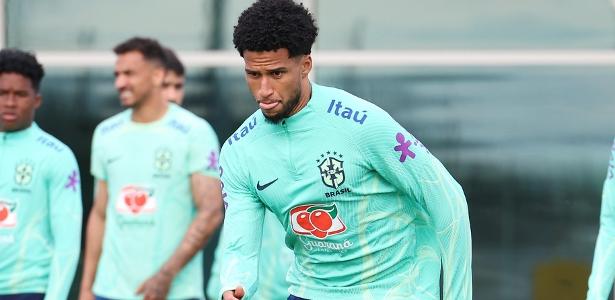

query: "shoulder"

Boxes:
[166, 104, 218, 136]
[221, 110, 263, 152]
[94, 110, 130, 138]
[312, 83, 393, 129]
[33, 126, 77, 162]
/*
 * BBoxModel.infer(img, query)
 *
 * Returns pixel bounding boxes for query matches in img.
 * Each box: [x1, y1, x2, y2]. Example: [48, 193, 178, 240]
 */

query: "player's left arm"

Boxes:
[137, 122, 223, 300]
[45, 151, 83, 300]
[587, 140, 615, 300]
[360, 109, 472, 300]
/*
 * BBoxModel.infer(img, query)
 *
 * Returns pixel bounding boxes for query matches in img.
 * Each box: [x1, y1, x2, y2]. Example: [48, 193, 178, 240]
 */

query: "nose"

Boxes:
[115, 74, 126, 91]
[257, 77, 274, 99]
[0, 93, 17, 107]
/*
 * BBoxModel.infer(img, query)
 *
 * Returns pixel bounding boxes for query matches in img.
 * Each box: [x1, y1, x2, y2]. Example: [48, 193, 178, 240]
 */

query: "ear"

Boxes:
[301, 55, 312, 78]
[33, 94, 42, 109]
[152, 66, 165, 87]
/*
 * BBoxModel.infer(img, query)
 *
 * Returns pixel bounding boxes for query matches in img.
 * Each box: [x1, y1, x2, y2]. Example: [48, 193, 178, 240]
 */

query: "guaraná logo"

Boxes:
[0, 201, 17, 228]
[115, 185, 157, 215]
[290, 203, 346, 239]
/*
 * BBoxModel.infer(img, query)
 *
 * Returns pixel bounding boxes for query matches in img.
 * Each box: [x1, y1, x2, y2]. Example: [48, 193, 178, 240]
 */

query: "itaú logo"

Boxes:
[290, 203, 346, 239]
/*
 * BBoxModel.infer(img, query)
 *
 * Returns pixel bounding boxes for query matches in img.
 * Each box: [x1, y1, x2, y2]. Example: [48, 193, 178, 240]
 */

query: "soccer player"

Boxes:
[0, 48, 82, 300]
[587, 139, 615, 299]
[217, 0, 473, 299]
[161, 47, 185, 105]
[79, 37, 223, 300]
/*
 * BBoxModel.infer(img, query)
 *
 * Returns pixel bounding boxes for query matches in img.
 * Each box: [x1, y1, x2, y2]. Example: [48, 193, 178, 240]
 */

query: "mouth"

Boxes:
[119, 90, 133, 101]
[258, 101, 280, 111]
[1, 112, 17, 122]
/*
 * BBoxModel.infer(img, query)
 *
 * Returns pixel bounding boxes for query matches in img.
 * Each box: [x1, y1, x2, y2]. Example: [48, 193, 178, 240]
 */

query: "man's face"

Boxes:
[243, 48, 311, 122]
[0, 73, 41, 132]
[114, 51, 163, 108]
[162, 71, 185, 105]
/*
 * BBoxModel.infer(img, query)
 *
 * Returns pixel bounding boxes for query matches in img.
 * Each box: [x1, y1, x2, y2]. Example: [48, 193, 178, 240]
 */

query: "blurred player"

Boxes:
[0, 48, 82, 300]
[161, 47, 185, 105]
[217, 0, 472, 299]
[79, 37, 223, 300]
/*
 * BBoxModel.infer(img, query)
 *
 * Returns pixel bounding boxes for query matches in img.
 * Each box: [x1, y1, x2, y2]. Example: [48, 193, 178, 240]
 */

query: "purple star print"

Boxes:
[394, 132, 416, 162]
[64, 170, 79, 192]
[207, 151, 218, 170]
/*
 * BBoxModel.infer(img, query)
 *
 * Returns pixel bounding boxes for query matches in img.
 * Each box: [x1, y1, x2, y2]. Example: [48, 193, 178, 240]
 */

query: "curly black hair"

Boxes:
[162, 47, 185, 76]
[233, 0, 318, 57]
[0, 48, 44, 92]
[113, 37, 165, 66]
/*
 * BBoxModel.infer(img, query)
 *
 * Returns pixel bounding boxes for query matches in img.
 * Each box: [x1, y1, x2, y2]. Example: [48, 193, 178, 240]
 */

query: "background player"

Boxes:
[79, 37, 223, 300]
[0, 48, 82, 300]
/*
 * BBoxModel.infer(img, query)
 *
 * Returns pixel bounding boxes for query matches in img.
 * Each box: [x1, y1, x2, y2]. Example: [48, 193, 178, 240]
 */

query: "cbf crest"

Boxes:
[317, 151, 345, 189]
[154, 148, 172, 172]
[15, 162, 33, 186]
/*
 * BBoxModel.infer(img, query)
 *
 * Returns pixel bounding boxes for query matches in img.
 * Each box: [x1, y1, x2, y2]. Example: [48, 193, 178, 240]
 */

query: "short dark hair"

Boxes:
[162, 47, 185, 76]
[233, 0, 318, 57]
[0, 48, 44, 92]
[113, 37, 165, 66]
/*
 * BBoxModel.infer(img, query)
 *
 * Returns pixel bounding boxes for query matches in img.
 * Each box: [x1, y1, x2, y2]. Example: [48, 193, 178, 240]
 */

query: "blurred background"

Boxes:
[4, 0, 615, 299]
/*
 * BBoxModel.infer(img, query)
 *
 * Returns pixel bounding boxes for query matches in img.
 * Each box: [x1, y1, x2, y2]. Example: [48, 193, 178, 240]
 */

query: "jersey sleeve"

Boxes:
[217, 148, 265, 300]
[358, 109, 472, 300]
[45, 149, 83, 300]
[188, 121, 220, 178]
[90, 126, 106, 180]
[587, 139, 615, 300]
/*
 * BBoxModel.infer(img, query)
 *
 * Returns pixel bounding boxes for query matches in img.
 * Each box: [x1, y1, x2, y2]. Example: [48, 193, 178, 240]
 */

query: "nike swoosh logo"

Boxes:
[107, 157, 121, 164]
[256, 178, 278, 191]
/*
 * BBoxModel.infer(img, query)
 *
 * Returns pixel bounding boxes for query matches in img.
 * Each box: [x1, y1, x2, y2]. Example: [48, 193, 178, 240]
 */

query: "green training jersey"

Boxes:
[91, 103, 220, 299]
[0, 123, 82, 299]
[206, 210, 293, 300]
[217, 83, 472, 300]
[587, 138, 615, 299]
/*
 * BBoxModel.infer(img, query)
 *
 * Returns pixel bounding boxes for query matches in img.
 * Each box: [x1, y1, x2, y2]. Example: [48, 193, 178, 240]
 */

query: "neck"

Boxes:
[131, 90, 168, 123]
[288, 80, 312, 116]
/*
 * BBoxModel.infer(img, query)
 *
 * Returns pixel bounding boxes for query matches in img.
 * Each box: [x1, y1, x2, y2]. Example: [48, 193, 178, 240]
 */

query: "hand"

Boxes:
[135, 270, 173, 300]
[222, 286, 245, 300]
[78, 288, 95, 300]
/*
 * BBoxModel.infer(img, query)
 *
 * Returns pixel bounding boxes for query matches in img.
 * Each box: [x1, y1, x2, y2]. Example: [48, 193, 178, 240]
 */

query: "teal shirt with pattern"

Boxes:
[206, 210, 293, 300]
[587, 138, 615, 299]
[217, 83, 472, 300]
[0, 123, 82, 299]
[91, 104, 220, 299]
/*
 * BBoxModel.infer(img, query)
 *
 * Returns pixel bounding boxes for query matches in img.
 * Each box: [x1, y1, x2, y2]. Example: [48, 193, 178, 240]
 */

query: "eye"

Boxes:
[272, 71, 283, 78]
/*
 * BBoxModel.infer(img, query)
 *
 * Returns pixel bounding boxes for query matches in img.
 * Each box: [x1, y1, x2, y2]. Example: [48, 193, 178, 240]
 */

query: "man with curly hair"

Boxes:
[0, 48, 82, 300]
[217, 0, 473, 299]
[79, 37, 223, 300]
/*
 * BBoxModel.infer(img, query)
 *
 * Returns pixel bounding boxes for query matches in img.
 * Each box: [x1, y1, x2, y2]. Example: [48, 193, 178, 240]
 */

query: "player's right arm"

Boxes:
[217, 148, 266, 300]
[587, 140, 615, 300]
[79, 127, 108, 300]
[79, 179, 108, 300]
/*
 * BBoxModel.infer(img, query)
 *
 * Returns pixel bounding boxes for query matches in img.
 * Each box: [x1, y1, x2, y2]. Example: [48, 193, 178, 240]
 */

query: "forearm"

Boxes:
[46, 217, 81, 299]
[46, 240, 80, 299]
[159, 206, 223, 277]
[587, 227, 615, 300]
[427, 168, 472, 300]
[80, 210, 105, 291]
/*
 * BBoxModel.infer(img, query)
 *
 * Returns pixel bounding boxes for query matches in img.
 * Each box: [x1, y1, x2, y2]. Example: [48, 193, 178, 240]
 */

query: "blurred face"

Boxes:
[114, 51, 164, 108]
[0, 73, 41, 132]
[243, 48, 312, 122]
[162, 71, 185, 105]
